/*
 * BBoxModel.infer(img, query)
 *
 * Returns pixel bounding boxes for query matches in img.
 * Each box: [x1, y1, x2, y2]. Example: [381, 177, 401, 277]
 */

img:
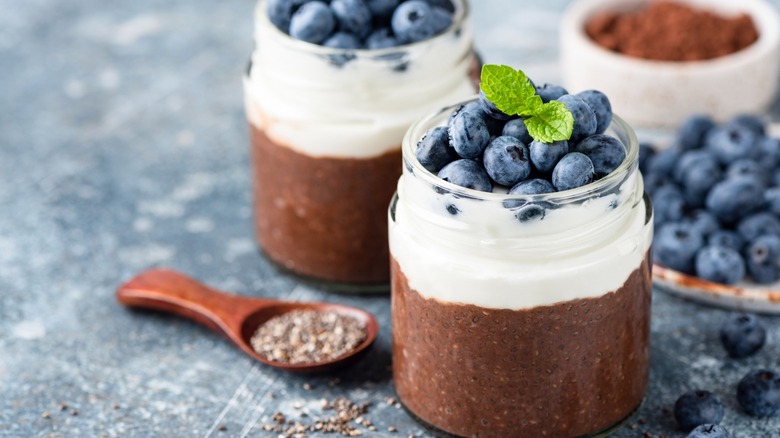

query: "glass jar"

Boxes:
[390, 101, 653, 437]
[244, 0, 479, 292]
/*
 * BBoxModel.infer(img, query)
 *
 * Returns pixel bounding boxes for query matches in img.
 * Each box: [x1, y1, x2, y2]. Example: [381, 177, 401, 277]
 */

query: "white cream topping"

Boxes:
[390, 165, 652, 311]
[244, 1, 476, 159]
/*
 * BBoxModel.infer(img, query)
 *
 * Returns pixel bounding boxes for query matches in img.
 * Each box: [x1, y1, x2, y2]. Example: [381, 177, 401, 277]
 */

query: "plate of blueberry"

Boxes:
[644, 114, 780, 313]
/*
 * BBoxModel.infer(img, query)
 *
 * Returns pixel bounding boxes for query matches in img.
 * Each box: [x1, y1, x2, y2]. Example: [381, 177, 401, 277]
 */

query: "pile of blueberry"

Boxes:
[644, 114, 780, 286]
[267, 0, 455, 49]
[416, 81, 623, 220]
[673, 313, 778, 438]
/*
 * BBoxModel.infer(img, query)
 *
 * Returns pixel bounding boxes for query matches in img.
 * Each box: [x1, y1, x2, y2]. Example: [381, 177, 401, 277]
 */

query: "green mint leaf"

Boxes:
[524, 101, 575, 143]
[519, 95, 543, 117]
[480, 65, 536, 116]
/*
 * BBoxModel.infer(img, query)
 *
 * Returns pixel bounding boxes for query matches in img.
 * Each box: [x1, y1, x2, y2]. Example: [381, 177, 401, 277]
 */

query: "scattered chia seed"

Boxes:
[250, 310, 366, 364]
[42, 411, 51, 419]
[59, 403, 68, 411]
[257, 397, 373, 437]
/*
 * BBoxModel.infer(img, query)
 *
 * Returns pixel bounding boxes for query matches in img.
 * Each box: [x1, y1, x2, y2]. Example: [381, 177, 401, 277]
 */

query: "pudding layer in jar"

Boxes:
[389, 103, 653, 437]
[244, 0, 478, 289]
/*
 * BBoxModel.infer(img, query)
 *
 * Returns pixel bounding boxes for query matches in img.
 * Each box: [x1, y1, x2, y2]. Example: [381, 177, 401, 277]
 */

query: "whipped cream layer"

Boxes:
[390, 142, 652, 311]
[244, 1, 476, 159]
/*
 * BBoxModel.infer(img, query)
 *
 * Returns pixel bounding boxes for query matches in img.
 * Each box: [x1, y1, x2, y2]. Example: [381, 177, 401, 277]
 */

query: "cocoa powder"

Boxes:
[586, 1, 759, 61]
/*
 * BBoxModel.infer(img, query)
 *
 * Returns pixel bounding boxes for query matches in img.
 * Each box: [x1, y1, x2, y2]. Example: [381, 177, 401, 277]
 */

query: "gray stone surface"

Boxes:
[2, 0, 780, 437]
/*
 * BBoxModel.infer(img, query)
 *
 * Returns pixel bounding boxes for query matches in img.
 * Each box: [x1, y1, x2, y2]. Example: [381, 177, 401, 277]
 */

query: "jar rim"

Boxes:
[254, 0, 470, 57]
[402, 97, 640, 204]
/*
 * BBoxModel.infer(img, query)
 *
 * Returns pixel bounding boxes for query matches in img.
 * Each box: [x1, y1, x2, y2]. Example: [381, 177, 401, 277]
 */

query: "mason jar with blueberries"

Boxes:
[244, 0, 480, 291]
[389, 90, 654, 436]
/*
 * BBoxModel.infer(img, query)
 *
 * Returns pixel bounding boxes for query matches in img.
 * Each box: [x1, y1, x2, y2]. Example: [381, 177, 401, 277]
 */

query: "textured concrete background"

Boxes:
[2, 0, 780, 436]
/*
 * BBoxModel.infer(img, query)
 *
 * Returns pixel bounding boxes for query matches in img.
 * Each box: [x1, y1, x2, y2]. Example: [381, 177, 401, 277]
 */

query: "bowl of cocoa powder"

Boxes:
[560, 0, 780, 128]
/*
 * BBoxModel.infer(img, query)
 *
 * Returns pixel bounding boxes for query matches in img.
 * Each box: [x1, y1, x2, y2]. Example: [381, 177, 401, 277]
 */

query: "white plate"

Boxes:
[654, 264, 780, 314]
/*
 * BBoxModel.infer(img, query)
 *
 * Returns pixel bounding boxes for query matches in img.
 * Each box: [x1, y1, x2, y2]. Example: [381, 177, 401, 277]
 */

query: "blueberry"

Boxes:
[577, 90, 612, 134]
[720, 313, 766, 358]
[757, 137, 780, 170]
[429, 6, 453, 34]
[727, 114, 766, 137]
[529, 140, 569, 174]
[535, 83, 568, 103]
[449, 111, 490, 159]
[653, 185, 686, 225]
[504, 179, 556, 221]
[727, 159, 771, 186]
[655, 223, 704, 274]
[775, 169, 780, 187]
[323, 32, 362, 49]
[695, 246, 746, 285]
[684, 210, 719, 237]
[502, 119, 533, 145]
[479, 90, 512, 121]
[551, 152, 595, 191]
[267, 0, 311, 33]
[674, 150, 719, 183]
[737, 369, 780, 417]
[437, 159, 492, 192]
[575, 134, 626, 178]
[450, 101, 505, 137]
[766, 188, 780, 216]
[365, 0, 399, 18]
[424, 0, 455, 13]
[647, 145, 682, 177]
[706, 178, 764, 224]
[674, 390, 724, 431]
[686, 424, 732, 438]
[745, 234, 780, 284]
[680, 160, 722, 208]
[330, 0, 372, 38]
[482, 136, 531, 186]
[708, 230, 745, 252]
[639, 143, 656, 175]
[644, 172, 672, 197]
[557, 95, 598, 142]
[391, 1, 438, 44]
[365, 28, 398, 49]
[677, 115, 716, 150]
[738, 213, 780, 242]
[289, 1, 336, 44]
[706, 125, 761, 165]
[416, 126, 457, 172]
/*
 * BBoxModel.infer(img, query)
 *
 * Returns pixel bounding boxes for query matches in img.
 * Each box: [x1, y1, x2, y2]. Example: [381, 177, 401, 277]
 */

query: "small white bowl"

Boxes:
[560, 0, 780, 128]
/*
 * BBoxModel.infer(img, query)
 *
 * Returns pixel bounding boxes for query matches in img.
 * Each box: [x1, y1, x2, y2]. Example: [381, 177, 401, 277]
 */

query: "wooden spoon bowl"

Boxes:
[116, 269, 379, 373]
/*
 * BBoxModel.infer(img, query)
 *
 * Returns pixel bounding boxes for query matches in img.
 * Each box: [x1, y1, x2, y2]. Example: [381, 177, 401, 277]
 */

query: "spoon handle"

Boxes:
[116, 269, 262, 338]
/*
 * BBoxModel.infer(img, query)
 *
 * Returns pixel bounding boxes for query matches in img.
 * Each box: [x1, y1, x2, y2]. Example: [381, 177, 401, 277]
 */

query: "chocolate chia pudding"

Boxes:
[243, 0, 479, 289]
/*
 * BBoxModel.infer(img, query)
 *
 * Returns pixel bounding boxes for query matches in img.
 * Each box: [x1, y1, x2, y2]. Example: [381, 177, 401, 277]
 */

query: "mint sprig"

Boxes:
[480, 65, 574, 143]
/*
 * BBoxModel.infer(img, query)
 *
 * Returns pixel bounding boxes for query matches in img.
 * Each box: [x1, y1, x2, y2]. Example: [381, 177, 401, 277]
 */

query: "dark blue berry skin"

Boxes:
[330, 0, 372, 38]
[391, 1, 438, 44]
[727, 114, 766, 137]
[438, 159, 492, 192]
[638, 143, 656, 175]
[416, 126, 457, 173]
[644, 172, 672, 197]
[450, 102, 505, 137]
[737, 369, 780, 417]
[720, 313, 767, 358]
[687, 424, 732, 438]
[577, 90, 612, 134]
[289, 2, 336, 44]
[482, 136, 532, 186]
[655, 223, 704, 274]
[677, 115, 716, 150]
[429, 6, 453, 33]
[365, 0, 400, 18]
[529, 140, 569, 174]
[674, 150, 719, 183]
[449, 111, 491, 159]
[653, 185, 686, 225]
[323, 32, 362, 49]
[695, 246, 746, 285]
[684, 210, 719, 238]
[708, 230, 745, 252]
[502, 119, 533, 145]
[268, 0, 311, 33]
[746, 235, 780, 284]
[535, 83, 568, 103]
[365, 28, 398, 49]
[727, 159, 771, 186]
[757, 137, 780, 170]
[737, 213, 780, 242]
[424, 0, 455, 13]
[551, 152, 595, 191]
[706, 125, 761, 165]
[680, 160, 722, 208]
[479, 90, 512, 121]
[504, 179, 556, 221]
[706, 178, 765, 224]
[647, 145, 682, 177]
[674, 390, 724, 432]
[575, 134, 626, 177]
[558, 95, 597, 142]
[775, 169, 780, 187]
[766, 188, 780, 216]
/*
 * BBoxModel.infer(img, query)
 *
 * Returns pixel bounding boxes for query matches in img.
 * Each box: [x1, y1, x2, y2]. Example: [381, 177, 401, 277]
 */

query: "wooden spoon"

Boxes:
[116, 269, 379, 373]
